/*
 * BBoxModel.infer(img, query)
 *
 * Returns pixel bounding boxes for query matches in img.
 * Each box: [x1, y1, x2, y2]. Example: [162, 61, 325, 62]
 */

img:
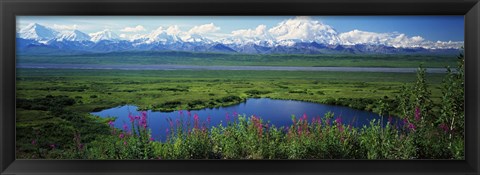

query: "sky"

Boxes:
[17, 16, 464, 42]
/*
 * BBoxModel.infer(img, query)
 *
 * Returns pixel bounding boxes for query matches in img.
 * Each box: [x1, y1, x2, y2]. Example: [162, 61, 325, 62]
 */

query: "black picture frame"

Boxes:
[1, 0, 479, 174]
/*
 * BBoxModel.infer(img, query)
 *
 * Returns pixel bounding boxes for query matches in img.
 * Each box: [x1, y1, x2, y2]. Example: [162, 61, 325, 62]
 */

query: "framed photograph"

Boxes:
[1, 0, 479, 174]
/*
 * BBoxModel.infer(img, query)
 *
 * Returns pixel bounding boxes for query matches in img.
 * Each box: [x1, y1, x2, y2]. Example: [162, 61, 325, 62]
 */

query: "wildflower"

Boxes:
[187, 110, 191, 117]
[149, 137, 154, 141]
[335, 117, 342, 125]
[31, 140, 36, 145]
[108, 120, 114, 127]
[179, 110, 183, 116]
[123, 141, 127, 145]
[207, 116, 211, 123]
[233, 112, 238, 118]
[128, 113, 135, 123]
[193, 114, 199, 129]
[123, 123, 129, 132]
[140, 113, 148, 129]
[50, 144, 56, 149]
[167, 118, 174, 128]
[79, 143, 84, 150]
[439, 123, 450, 133]
[414, 107, 421, 121]
[408, 123, 416, 131]
[119, 133, 125, 139]
[166, 128, 170, 135]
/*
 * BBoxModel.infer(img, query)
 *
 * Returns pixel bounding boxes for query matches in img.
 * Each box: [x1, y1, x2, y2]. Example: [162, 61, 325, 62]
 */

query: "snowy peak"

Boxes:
[141, 27, 182, 44]
[57, 30, 91, 42]
[269, 16, 341, 45]
[181, 33, 212, 44]
[18, 23, 58, 41]
[89, 29, 120, 42]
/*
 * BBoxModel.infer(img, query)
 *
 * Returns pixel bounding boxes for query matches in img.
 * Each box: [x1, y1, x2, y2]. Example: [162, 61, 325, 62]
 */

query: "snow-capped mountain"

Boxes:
[18, 23, 58, 42]
[57, 30, 91, 42]
[16, 23, 463, 55]
[89, 29, 120, 42]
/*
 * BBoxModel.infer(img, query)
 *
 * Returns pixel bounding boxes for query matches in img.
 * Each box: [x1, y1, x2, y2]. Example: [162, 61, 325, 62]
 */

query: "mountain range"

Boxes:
[16, 23, 461, 55]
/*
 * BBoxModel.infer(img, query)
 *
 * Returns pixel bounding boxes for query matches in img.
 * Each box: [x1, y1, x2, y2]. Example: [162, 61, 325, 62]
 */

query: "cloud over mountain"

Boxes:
[120, 25, 146, 32]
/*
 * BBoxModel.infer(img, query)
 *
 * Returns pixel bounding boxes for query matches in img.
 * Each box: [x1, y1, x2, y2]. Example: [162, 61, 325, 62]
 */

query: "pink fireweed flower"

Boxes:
[31, 140, 36, 145]
[175, 118, 180, 125]
[233, 112, 238, 118]
[302, 113, 308, 121]
[179, 110, 183, 116]
[335, 117, 343, 125]
[50, 144, 55, 149]
[128, 113, 135, 123]
[123, 123, 129, 132]
[414, 107, 421, 121]
[123, 141, 127, 145]
[119, 133, 125, 139]
[439, 123, 450, 133]
[207, 116, 211, 123]
[108, 120, 114, 127]
[167, 118, 174, 128]
[139, 114, 148, 129]
[166, 128, 170, 135]
[193, 114, 200, 129]
[149, 137, 154, 141]
[408, 123, 416, 131]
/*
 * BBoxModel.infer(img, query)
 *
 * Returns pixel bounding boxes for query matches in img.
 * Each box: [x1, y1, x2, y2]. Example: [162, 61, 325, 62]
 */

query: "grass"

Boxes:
[15, 68, 453, 159]
[17, 51, 459, 68]
[16, 69, 445, 113]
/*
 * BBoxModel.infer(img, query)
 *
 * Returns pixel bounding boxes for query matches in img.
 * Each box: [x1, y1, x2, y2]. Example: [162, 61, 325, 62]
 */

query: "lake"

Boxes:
[91, 98, 398, 141]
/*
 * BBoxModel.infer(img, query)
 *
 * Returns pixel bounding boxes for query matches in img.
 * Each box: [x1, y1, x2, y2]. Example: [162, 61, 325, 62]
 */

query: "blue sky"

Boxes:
[17, 16, 464, 42]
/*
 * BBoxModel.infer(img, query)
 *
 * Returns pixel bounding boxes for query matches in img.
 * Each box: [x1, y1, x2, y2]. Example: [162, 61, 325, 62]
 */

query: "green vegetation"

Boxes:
[91, 53, 462, 159]
[18, 52, 458, 68]
[15, 51, 464, 159]
[16, 69, 445, 114]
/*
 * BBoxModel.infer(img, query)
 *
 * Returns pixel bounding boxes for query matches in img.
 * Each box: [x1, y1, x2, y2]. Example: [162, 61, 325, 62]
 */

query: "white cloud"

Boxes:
[52, 24, 78, 31]
[232, 25, 268, 37]
[188, 23, 220, 34]
[120, 25, 146, 32]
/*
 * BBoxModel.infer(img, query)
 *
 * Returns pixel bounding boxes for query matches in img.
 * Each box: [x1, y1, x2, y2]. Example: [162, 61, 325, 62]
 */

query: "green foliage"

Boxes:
[18, 52, 458, 68]
[16, 53, 463, 159]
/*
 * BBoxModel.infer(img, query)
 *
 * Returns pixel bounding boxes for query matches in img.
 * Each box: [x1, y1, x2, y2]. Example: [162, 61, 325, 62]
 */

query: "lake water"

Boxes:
[91, 98, 397, 141]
